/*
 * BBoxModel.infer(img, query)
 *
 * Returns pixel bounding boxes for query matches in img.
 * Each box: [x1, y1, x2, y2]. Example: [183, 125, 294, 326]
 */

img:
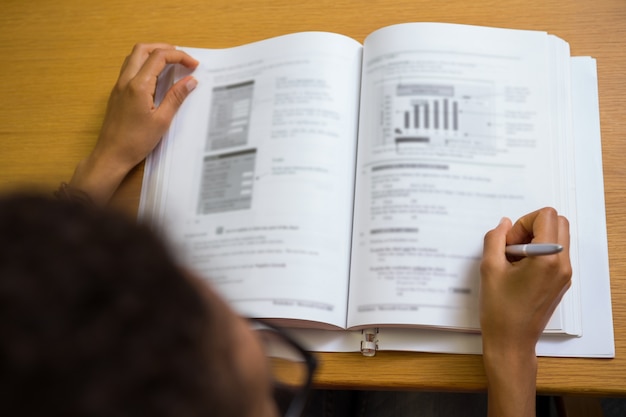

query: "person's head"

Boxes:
[0, 193, 279, 417]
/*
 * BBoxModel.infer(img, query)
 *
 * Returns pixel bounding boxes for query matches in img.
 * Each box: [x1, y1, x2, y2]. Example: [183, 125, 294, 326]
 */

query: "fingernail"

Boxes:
[186, 77, 198, 92]
[499, 217, 509, 225]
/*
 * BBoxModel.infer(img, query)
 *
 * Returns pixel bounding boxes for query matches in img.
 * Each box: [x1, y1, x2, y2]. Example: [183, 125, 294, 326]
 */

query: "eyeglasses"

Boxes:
[250, 319, 318, 417]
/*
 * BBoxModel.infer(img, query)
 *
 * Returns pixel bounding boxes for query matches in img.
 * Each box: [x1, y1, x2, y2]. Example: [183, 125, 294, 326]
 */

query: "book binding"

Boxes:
[360, 328, 379, 357]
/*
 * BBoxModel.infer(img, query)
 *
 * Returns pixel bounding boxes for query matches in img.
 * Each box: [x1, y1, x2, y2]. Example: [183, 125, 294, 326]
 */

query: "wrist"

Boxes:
[483, 334, 537, 376]
[69, 151, 133, 205]
[483, 342, 537, 376]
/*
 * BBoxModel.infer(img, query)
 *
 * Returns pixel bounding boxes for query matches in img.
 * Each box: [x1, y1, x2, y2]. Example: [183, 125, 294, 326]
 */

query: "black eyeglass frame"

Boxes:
[249, 319, 318, 417]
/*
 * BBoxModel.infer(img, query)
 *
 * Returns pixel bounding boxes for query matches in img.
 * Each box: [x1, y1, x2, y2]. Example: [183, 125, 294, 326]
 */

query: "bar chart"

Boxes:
[379, 82, 494, 153]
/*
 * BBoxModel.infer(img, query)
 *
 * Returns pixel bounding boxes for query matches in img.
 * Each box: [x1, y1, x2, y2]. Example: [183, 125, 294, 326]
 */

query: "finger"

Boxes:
[119, 43, 177, 83]
[482, 217, 512, 268]
[506, 207, 559, 245]
[557, 215, 570, 253]
[155, 75, 198, 126]
[556, 215, 572, 275]
[133, 48, 199, 89]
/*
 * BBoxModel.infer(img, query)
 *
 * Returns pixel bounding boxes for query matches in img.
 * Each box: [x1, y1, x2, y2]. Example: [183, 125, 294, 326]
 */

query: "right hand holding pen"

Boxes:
[480, 207, 572, 354]
[479, 207, 572, 417]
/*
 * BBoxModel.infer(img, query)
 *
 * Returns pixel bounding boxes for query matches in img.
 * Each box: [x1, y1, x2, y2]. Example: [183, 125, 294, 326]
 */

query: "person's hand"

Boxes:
[480, 207, 572, 417]
[480, 206, 572, 355]
[70, 43, 199, 204]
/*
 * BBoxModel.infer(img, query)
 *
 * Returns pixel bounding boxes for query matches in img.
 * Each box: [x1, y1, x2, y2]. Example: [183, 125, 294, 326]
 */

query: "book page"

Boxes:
[347, 23, 576, 331]
[140, 32, 363, 329]
[291, 57, 607, 358]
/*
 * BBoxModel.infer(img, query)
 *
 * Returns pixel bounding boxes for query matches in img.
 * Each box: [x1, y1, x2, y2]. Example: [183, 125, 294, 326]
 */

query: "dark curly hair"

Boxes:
[0, 194, 248, 417]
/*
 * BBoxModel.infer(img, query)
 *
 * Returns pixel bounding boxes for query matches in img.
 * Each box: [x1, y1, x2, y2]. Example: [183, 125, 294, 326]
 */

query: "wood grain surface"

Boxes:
[1, 0, 625, 395]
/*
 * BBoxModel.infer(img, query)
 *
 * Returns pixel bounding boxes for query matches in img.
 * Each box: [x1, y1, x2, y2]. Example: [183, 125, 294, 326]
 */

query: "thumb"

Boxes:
[482, 217, 512, 265]
[157, 76, 198, 122]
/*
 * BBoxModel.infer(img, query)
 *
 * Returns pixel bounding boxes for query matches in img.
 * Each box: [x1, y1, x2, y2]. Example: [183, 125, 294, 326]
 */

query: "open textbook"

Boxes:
[139, 23, 614, 357]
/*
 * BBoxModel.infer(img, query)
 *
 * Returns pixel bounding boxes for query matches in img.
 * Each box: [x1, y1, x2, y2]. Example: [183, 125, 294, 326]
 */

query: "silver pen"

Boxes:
[505, 243, 563, 257]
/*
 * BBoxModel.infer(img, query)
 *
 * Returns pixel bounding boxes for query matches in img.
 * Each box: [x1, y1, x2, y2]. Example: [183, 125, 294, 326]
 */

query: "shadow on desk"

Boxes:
[301, 390, 622, 417]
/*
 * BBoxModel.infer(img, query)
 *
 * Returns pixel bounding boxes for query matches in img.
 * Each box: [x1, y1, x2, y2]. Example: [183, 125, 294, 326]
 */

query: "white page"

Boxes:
[140, 33, 363, 328]
[347, 24, 575, 331]
[289, 56, 613, 358]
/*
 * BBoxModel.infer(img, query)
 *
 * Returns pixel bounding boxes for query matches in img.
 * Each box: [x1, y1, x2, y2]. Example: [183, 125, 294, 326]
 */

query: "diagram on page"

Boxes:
[378, 81, 496, 155]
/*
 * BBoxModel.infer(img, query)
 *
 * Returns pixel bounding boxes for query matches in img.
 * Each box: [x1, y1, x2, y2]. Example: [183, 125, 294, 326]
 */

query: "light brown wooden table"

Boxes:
[1, 0, 625, 398]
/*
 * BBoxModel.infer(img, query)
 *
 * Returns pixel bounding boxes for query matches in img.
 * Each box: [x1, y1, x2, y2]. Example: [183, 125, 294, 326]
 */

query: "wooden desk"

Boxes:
[1, 0, 625, 396]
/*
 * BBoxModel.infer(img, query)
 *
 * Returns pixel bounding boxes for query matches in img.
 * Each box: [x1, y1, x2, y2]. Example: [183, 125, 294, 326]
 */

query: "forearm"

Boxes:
[483, 345, 537, 417]
[69, 151, 133, 205]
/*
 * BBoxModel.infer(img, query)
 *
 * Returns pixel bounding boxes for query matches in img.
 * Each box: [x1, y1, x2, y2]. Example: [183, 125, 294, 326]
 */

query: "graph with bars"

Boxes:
[380, 82, 494, 153]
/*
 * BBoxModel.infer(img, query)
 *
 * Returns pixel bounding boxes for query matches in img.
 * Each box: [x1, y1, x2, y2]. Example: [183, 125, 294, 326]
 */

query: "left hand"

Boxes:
[70, 43, 199, 204]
